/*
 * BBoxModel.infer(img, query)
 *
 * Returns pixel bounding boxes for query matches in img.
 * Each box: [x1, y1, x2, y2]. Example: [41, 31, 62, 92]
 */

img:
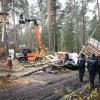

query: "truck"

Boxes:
[17, 20, 45, 62]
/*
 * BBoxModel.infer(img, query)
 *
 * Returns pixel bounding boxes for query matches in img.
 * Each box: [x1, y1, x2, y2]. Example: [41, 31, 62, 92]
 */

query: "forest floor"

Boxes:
[0, 60, 100, 100]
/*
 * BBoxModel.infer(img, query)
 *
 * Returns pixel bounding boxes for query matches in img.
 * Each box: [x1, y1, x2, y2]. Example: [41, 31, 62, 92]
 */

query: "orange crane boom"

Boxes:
[33, 20, 44, 50]
[27, 20, 45, 61]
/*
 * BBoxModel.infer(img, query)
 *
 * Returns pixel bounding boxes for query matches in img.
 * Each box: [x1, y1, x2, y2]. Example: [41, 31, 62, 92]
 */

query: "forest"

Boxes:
[0, 1, 100, 100]
[0, 0, 100, 54]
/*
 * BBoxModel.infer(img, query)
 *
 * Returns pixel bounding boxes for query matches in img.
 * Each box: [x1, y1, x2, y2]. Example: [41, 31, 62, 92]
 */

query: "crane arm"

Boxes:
[33, 20, 45, 53]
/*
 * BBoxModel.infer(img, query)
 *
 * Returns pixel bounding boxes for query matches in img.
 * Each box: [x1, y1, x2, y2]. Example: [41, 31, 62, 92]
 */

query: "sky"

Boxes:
[28, 0, 66, 7]
[27, 0, 100, 17]
[27, 0, 98, 18]
[28, 0, 66, 6]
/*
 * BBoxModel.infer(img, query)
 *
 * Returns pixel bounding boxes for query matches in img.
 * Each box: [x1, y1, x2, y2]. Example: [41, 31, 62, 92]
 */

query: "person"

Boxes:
[63, 53, 69, 63]
[6, 56, 12, 69]
[87, 54, 98, 87]
[77, 53, 85, 82]
[97, 56, 100, 83]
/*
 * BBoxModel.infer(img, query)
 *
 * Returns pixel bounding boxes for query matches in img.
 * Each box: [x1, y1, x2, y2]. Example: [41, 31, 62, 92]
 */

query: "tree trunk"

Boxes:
[51, 0, 58, 52]
[82, 1, 86, 45]
[38, 0, 47, 48]
[12, 0, 17, 58]
[47, 0, 58, 52]
[73, 0, 80, 53]
[1, 0, 9, 56]
[97, 0, 100, 20]
[47, 0, 52, 51]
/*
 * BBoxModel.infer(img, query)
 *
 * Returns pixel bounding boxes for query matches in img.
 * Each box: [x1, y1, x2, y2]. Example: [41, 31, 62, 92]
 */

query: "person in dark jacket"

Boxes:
[63, 53, 69, 63]
[87, 54, 98, 87]
[97, 56, 100, 83]
[77, 53, 85, 82]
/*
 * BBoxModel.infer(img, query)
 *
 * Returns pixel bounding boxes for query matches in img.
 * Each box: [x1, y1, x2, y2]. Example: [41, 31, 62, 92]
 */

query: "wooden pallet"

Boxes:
[80, 38, 100, 57]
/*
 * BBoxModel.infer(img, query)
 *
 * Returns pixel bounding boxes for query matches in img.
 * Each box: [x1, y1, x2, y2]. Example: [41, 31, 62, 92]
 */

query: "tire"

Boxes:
[18, 57, 26, 62]
[21, 57, 26, 62]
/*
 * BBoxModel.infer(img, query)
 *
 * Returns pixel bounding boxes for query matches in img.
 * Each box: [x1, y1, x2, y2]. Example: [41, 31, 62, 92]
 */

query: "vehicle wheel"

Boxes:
[21, 57, 26, 62]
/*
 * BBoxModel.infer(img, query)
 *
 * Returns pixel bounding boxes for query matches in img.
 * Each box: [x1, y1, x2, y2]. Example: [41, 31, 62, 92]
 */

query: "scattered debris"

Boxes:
[60, 83, 100, 100]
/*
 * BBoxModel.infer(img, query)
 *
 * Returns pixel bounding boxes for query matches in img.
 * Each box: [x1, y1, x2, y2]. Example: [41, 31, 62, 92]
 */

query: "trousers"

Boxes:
[79, 67, 85, 82]
[89, 70, 96, 86]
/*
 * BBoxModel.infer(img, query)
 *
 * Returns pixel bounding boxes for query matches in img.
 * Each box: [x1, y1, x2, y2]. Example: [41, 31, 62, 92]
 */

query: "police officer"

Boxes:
[97, 56, 100, 83]
[77, 53, 85, 82]
[87, 54, 98, 87]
